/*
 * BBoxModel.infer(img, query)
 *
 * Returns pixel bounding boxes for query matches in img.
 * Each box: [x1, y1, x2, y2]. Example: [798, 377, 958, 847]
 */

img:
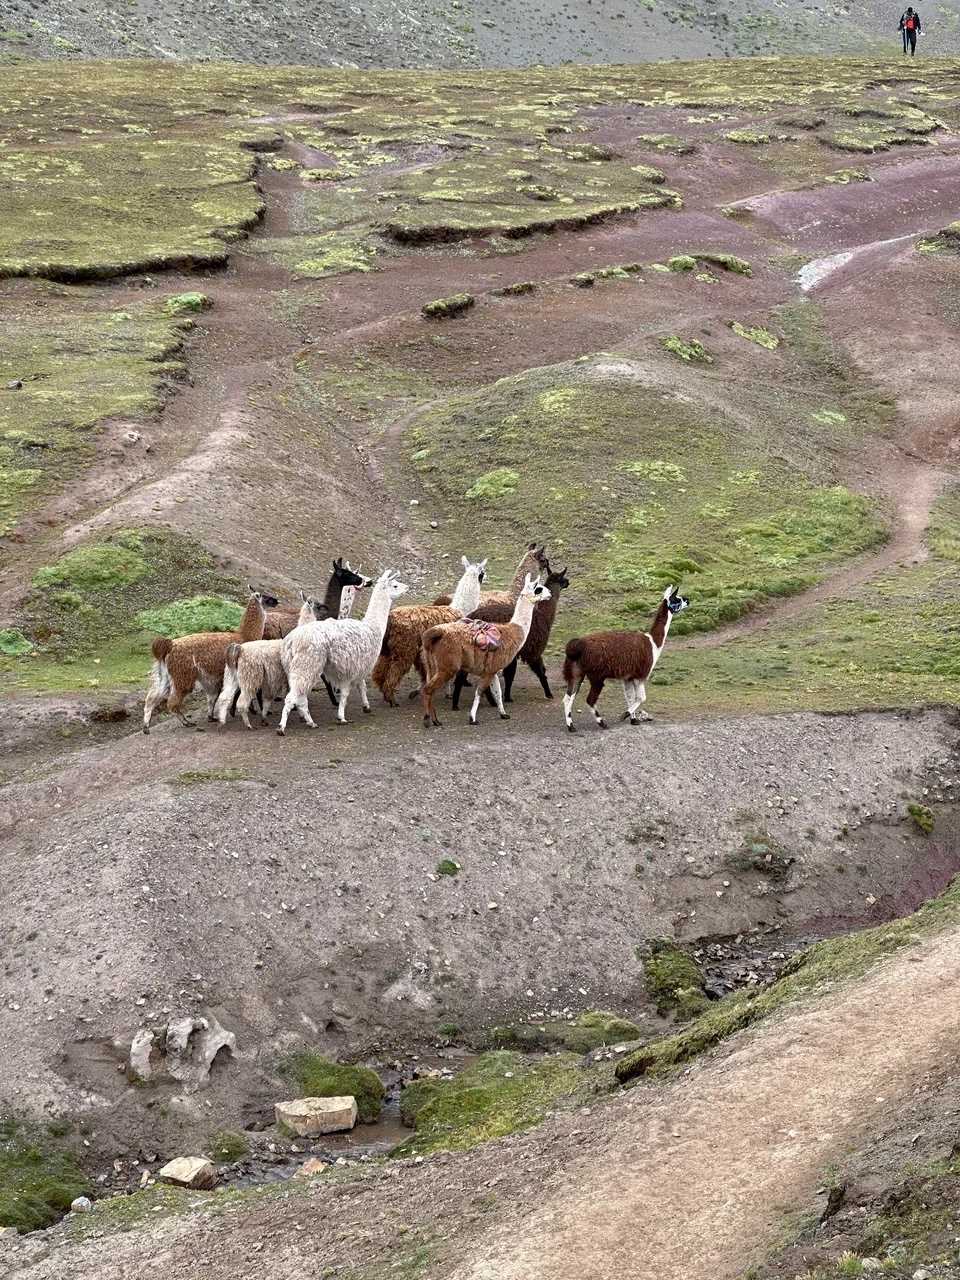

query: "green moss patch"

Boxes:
[254, 232, 379, 279]
[729, 321, 780, 350]
[163, 292, 211, 315]
[636, 134, 695, 155]
[641, 939, 711, 1022]
[436, 858, 460, 876]
[618, 873, 960, 1083]
[0, 1114, 90, 1233]
[395, 1051, 583, 1155]
[422, 293, 475, 319]
[662, 336, 713, 363]
[723, 129, 770, 144]
[464, 467, 519, 500]
[0, 139, 263, 280]
[206, 1130, 249, 1162]
[0, 627, 32, 655]
[487, 1010, 641, 1054]
[668, 254, 697, 272]
[281, 1053, 385, 1123]
[908, 803, 935, 836]
[3, 528, 242, 692]
[136, 596, 244, 637]
[173, 768, 250, 786]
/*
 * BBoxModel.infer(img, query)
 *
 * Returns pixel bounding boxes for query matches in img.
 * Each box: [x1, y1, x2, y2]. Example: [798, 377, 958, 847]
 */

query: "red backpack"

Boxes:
[905, 14, 916, 29]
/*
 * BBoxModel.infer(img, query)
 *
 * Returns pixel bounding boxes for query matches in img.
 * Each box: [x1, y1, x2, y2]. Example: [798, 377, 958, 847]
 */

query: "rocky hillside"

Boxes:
[2, 0, 960, 67]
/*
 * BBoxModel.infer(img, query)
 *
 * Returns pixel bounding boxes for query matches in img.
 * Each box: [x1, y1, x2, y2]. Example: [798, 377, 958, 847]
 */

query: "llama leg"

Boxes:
[451, 670, 468, 711]
[531, 657, 553, 700]
[631, 680, 652, 723]
[563, 675, 584, 733]
[586, 680, 607, 729]
[142, 679, 166, 734]
[491, 674, 510, 721]
[336, 683, 350, 725]
[238, 692, 255, 730]
[468, 679, 493, 726]
[260, 697, 273, 722]
[296, 693, 317, 727]
[407, 655, 426, 702]
[502, 658, 517, 703]
[322, 676, 338, 707]
[360, 679, 371, 714]
[421, 674, 445, 728]
[205, 689, 218, 722]
[166, 680, 196, 729]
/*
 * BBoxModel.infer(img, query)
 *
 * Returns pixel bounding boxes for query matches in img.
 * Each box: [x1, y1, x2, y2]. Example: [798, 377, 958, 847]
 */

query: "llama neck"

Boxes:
[322, 573, 343, 618]
[238, 596, 266, 641]
[451, 570, 481, 614]
[509, 552, 536, 598]
[508, 592, 538, 645]
[529, 589, 559, 647]
[339, 585, 356, 618]
[362, 581, 394, 641]
[649, 602, 671, 650]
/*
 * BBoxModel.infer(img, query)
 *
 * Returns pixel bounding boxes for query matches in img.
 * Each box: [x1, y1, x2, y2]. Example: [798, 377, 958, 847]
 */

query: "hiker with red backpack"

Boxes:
[900, 7, 921, 55]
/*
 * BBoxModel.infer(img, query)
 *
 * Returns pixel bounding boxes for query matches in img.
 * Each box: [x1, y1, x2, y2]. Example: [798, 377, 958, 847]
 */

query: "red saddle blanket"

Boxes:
[468, 620, 502, 650]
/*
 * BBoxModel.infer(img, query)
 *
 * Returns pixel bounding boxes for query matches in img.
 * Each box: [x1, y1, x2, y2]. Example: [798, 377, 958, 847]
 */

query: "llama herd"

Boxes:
[141, 543, 689, 736]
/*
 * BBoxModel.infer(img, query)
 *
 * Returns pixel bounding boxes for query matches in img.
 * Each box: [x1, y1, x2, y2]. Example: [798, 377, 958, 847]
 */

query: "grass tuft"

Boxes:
[280, 1053, 385, 1123]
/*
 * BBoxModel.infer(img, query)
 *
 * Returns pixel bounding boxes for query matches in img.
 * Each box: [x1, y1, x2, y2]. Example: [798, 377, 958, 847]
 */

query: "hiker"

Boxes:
[900, 7, 921, 55]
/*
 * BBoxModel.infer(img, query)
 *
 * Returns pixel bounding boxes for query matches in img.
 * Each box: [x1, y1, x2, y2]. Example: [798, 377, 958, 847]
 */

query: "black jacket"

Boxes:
[900, 11, 922, 32]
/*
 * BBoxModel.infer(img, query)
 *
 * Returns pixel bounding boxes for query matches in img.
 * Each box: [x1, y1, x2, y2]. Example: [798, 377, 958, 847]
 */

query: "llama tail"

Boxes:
[420, 626, 445, 684]
[562, 637, 585, 685]
[151, 635, 174, 663]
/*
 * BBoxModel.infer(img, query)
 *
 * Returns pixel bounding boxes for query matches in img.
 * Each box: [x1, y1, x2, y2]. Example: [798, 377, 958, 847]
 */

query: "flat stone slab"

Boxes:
[158, 1156, 217, 1189]
[275, 1095, 358, 1136]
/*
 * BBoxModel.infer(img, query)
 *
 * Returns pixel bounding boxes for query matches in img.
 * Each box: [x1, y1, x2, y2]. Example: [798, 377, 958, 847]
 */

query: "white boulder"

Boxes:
[157, 1156, 217, 1189]
[275, 1096, 358, 1137]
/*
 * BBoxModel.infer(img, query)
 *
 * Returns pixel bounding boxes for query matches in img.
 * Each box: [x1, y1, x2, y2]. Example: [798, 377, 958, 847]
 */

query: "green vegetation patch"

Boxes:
[729, 321, 780, 350]
[641, 939, 711, 1021]
[395, 1051, 583, 1155]
[173, 768, 250, 786]
[907, 803, 935, 835]
[436, 858, 461, 876]
[617, 873, 960, 1082]
[0, 139, 263, 280]
[486, 1010, 641, 1054]
[723, 129, 770, 144]
[281, 1052, 385, 1123]
[636, 134, 695, 155]
[0, 1114, 90, 1233]
[253, 231, 379, 279]
[3, 528, 242, 692]
[163, 292, 211, 315]
[136, 596, 245, 637]
[662, 336, 713, 363]
[423, 292, 475, 319]
[0, 627, 32, 655]
[206, 1130, 249, 1162]
[403, 353, 887, 635]
[0, 289, 193, 534]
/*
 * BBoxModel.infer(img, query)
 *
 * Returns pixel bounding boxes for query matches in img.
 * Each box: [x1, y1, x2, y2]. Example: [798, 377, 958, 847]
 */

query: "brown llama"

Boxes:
[372, 556, 487, 706]
[419, 574, 552, 727]
[433, 542, 548, 608]
[142, 586, 279, 733]
[561, 585, 688, 732]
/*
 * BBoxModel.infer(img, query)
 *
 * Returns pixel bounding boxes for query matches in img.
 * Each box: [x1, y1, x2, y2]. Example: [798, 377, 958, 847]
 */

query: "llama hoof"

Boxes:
[276, 728, 285, 737]
[142, 726, 150, 735]
[566, 723, 576, 733]
[597, 719, 608, 730]
[544, 693, 553, 701]
[362, 706, 372, 715]
[407, 689, 420, 702]
[499, 713, 510, 721]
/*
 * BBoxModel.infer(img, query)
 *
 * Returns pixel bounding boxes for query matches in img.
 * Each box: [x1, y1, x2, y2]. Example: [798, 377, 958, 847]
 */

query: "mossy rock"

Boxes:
[636, 134, 695, 155]
[907, 803, 935, 836]
[641, 938, 711, 1022]
[729, 321, 780, 350]
[695, 252, 752, 276]
[661, 336, 713, 364]
[281, 1052, 385, 1123]
[163, 293, 211, 316]
[206, 1129, 249, 1162]
[422, 293, 475, 319]
[668, 254, 697, 272]
[723, 129, 770, 145]
[0, 627, 32, 656]
[494, 281, 537, 296]
[436, 858, 460, 876]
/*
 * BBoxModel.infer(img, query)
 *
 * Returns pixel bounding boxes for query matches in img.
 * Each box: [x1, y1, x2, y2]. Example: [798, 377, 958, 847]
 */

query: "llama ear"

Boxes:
[299, 589, 306, 601]
[462, 555, 469, 569]
[479, 558, 488, 570]
[527, 541, 538, 551]
[247, 582, 255, 594]
[334, 557, 343, 569]
[663, 584, 675, 601]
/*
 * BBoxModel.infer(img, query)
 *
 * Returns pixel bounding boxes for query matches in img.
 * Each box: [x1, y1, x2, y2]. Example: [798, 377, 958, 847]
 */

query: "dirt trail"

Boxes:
[454, 925, 960, 1280]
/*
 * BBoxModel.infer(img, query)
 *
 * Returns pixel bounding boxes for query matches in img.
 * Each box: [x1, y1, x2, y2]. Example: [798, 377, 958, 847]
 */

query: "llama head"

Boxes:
[521, 572, 552, 604]
[248, 584, 280, 608]
[461, 555, 488, 584]
[333, 558, 372, 590]
[298, 590, 326, 619]
[664, 585, 689, 615]
[546, 565, 570, 592]
[526, 542, 550, 573]
[378, 569, 409, 600]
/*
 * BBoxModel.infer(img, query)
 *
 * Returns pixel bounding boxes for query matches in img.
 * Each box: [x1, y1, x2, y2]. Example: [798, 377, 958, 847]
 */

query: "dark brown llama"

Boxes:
[561, 585, 688, 732]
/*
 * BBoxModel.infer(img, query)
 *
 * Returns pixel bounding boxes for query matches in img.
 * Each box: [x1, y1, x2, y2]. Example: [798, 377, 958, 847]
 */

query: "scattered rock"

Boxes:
[5, 379, 22, 390]
[293, 1157, 329, 1179]
[422, 292, 475, 319]
[70, 1196, 93, 1213]
[123, 430, 142, 444]
[275, 1096, 358, 1136]
[128, 1028, 155, 1082]
[158, 1156, 217, 1189]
